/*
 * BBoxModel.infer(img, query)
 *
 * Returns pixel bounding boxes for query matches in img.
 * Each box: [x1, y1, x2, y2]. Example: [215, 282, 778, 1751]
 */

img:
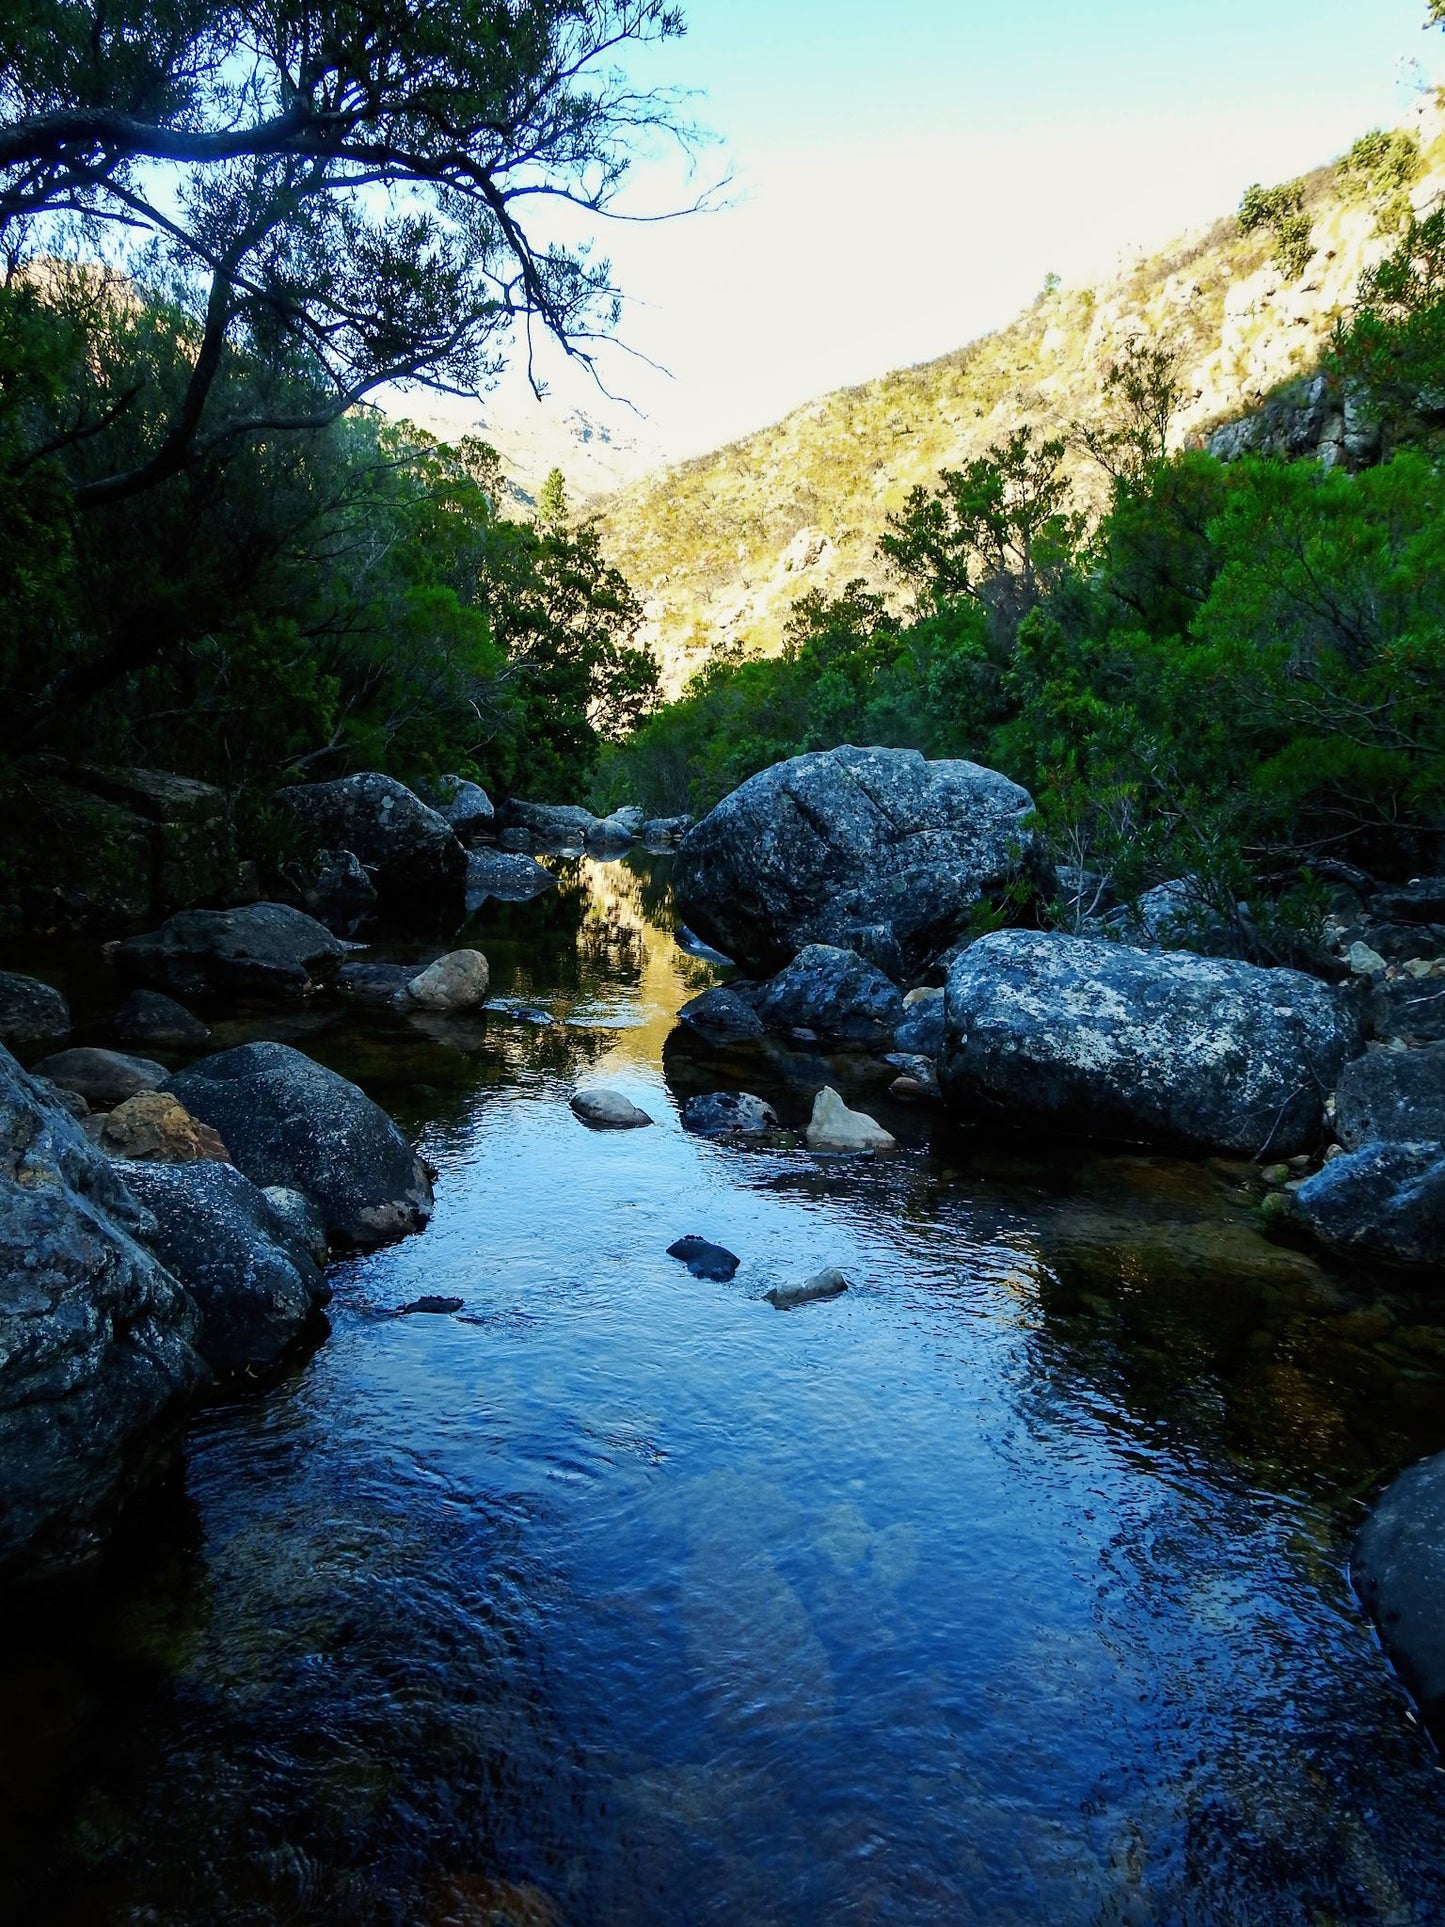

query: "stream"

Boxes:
[5, 854, 1445, 1924]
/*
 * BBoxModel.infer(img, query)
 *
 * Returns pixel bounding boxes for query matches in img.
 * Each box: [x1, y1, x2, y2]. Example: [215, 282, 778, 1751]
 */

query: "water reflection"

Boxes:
[5, 855, 1445, 1924]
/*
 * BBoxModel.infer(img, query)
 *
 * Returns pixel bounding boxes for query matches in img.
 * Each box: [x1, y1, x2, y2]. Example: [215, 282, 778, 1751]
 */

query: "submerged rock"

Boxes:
[98, 1090, 230, 1164]
[1336, 1045, 1445, 1150]
[166, 1042, 434, 1248]
[0, 971, 70, 1049]
[940, 931, 1364, 1158]
[276, 774, 468, 915]
[570, 1088, 654, 1130]
[673, 746, 1046, 980]
[123, 1160, 330, 1376]
[682, 1091, 781, 1138]
[0, 1044, 206, 1582]
[398, 1295, 464, 1316]
[755, 944, 905, 1046]
[335, 961, 416, 1006]
[1355, 1453, 1445, 1731]
[115, 901, 345, 1000]
[767, 1268, 850, 1310]
[1286, 1142, 1445, 1270]
[667, 1235, 741, 1281]
[806, 1087, 897, 1155]
[32, 1046, 168, 1109]
[114, 988, 210, 1051]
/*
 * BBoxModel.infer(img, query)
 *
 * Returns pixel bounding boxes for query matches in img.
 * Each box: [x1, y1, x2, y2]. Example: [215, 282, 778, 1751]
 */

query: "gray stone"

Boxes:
[301, 848, 378, 923]
[1288, 1141, 1445, 1270]
[678, 987, 766, 1043]
[1374, 878, 1445, 925]
[1371, 974, 1445, 1046]
[114, 988, 210, 1051]
[0, 971, 70, 1049]
[885, 1052, 940, 1098]
[335, 961, 417, 1006]
[426, 776, 494, 846]
[1354, 1452, 1445, 1728]
[570, 1088, 654, 1130]
[262, 1186, 329, 1268]
[115, 902, 345, 1000]
[276, 774, 467, 914]
[1337, 1045, 1445, 1150]
[755, 944, 905, 1046]
[123, 1160, 330, 1375]
[806, 1087, 897, 1154]
[682, 1091, 781, 1138]
[405, 949, 490, 1013]
[0, 1044, 206, 1583]
[940, 930, 1364, 1157]
[166, 1042, 433, 1248]
[767, 1268, 850, 1310]
[496, 800, 601, 849]
[641, 815, 694, 848]
[589, 812, 638, 850]
[673, 746, 1046, 980]
[893, 990, 945, 1059]
[32, 1047, 168, 1108]
[465, 848, 558, 905]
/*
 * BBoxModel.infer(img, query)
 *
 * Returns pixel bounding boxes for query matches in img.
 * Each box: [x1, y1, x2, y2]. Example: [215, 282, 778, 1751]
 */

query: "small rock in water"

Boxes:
[570, 1088, 654, 1130]
[667, 1236, 741, 1281]
[766, 1268, 850, 1310]
[406, 948, 490, 1012]
[398, 1295, 464, 1316]
[806, 1086, 897, 1155]
[682, 1091, 780, 1138]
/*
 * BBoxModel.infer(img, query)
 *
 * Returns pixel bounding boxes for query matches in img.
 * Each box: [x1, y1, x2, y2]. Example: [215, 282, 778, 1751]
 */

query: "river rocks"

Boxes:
[33, 1047, 168, 1108]
[166, 1042, 433, 1248]
[893, 987, 945, 1059]
[336, 961, 416, 1006]
[0, 971, 70, 1049]
[276, 774, 467, 915]
[300, 848, 378, 924]
[98, 1091, 230, 1164]
[466, 849, 558, 905]
[570, 1088, 654, 1130]
[405, 949, 490, 1013]
[673, 746, 1045, 980]
[678, 986, 765, 1044]
[767, 1268, 849, 1310]
[806, 1087, 897, 1155]
[122, 1160, 329, 1375]
[642, 815, 694, 848]
[940, 932, 1364, 1157]
[115, 902, 346, 999]
[590, 811, 639, 850]
[682, 1092, 781, 1138]
[1286, 1142, 1445, 1270]
[886, 1052, 940, 1100]
[113, 988, 210, 1051]
[398, 1295, 464, 1316]
[668, 1235, 740, 1281]
[755, 945, 905, 1046]
[1336, 1045, 1445, 1150]
[1354, 1452, 1445, 1729]
[0, 1044, 206, 1582]
[1373, 877, 1445, 926]
[425, 776, 495, 846]
[496, 800, 601, 850]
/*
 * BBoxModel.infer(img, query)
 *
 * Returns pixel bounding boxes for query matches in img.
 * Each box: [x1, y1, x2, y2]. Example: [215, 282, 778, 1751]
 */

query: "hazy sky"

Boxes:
[463, 0, 1437, 463]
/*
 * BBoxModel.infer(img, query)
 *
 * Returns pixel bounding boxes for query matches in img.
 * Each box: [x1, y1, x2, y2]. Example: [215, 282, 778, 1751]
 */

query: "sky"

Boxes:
[442, 0, 1440, 467]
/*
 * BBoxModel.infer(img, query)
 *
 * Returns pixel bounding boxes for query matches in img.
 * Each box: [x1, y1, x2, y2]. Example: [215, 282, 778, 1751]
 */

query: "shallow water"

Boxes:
[6, 856, 1445, 1924]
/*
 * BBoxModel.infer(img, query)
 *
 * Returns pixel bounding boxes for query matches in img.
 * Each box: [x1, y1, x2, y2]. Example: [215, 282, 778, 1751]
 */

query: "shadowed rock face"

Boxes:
[672, 746, 1046, 981]
[277, 774, 468, 914]
[1355, 1453, 1445, 1733]
[1337, 1045, 1445, 1150]
[166, 1042, 433, 1248]
[1288, 1142, 1445, 1270]
[0, 971, 70, 1049]
[115, 902, 345, 1000]
[940, 931, 1365, 1158]
[754, 945, 904, 1046]
[0, 1045, 206, 1583]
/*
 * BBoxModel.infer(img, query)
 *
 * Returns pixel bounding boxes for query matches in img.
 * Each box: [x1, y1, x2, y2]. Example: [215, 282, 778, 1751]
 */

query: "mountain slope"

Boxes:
[598, 99, 1445, 696]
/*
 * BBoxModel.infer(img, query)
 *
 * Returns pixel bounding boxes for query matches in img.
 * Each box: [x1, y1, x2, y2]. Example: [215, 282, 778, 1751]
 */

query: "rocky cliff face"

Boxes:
[598, 98, 1445, 696]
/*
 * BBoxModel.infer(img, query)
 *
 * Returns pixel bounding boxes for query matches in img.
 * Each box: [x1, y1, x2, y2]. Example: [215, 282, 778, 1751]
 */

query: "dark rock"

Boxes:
[122, 1160, 330, 1375]
[114, 988, 210, 1051]
[1287, 1141, 1445, 1269]
[32, 1047, 168, 1108]
[682, 1091, 781, 1138]
[678, 987, 766, 1043]
[496, 828, 535, 853]
[398, 1295, 464, 1316]
[261, 1186, 329, 1266]
[0, 1044, 206, 1582]
[300, 848, 378, 924]
[466, 848, 557, 906]
[336, 961, 417, 1005]
[424, 776, 494, 847]
[589, 812, 638, 851]
[1371, 975, 1445, 1046]
[70, 766, 237, 915]
[755, 944, 905, 1046]
[1337, 1045, 1445, 1150]
[940, 931, 1364, 1157]
[166, 1042, 433, 1248]
[35, 1078, 87, 1120]
[1373, 878, 1445, 926]
[673, 745, 1046, 980]
[767, 1268, 849, 1310]
[667, 1235, 741, 1281]
[496, 800, 600, 849]
[0, 971, 70, 1048]
[1354, 1452, 1445, 1729]
[893, 990, 945, 1059]
[885, 1052, 940, 1099]
[276, 774, 467, 914]
[115, 902, 346, 1000]
[1116, 878, 1234, 954]
[675, 926, 734, 964]
[642, 815, 694, 848]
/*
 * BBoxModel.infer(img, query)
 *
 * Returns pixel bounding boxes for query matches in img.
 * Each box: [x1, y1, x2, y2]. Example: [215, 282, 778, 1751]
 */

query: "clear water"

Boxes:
[5, 856, 1445, 1924]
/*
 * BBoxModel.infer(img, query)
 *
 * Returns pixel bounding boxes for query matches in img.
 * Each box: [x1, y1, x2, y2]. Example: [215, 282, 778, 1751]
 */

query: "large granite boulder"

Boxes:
[166, 1042, 433, 1248]
[1287, 1142, 1445, 1270]
[1355, 1453, 1445, 1731]
[276, 774, 467, 915]
[1337, 1045, 1445, 1150]
[123, 1161, 330, 1375]
[0, 1044, 206, 1582]
[672, 746, 1045, 979]
[755, 945, 905, 1046]
[115, 902, 345, 1000]
[939, 931, 1365, 1157]
[0, 971, 70, 1049]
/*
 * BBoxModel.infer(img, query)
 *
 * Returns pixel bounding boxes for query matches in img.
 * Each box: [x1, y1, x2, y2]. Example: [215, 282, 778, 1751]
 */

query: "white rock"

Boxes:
[903, 986, 943, 1010]
[806, 1087, 896, 1155]
[1347, 941, 1388, 977]
[406, 949, 490, 1011]
[570, 1088, 655, 1130]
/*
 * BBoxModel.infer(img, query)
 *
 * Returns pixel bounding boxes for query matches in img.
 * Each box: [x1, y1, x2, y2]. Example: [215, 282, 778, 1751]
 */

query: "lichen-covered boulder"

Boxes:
[673, 746, 1045, 979]
[0, 971, 70, 1049]
[1337, 1045, 1445, 1150]
[123, 1160, 330, 1375]
[755, 944, 904, 1046]
[1287, 1142, 1445, 1270]
[1355, 1453, 1445, 1730]
[939, 931, 1365, 1157]
[276, 774, 467, 915]
[0, 1044, 206, 1582]
[115, 901, 345, 1000]
[166, 1042, 433, 1248]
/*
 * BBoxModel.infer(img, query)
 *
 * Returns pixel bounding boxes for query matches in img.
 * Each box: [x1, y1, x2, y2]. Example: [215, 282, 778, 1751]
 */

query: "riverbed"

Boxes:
[5, 855, 1445, 1924]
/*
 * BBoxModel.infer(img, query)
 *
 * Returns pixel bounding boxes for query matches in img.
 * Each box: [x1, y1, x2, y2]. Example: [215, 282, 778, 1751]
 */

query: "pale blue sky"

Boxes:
[456, 0, 1437, 463]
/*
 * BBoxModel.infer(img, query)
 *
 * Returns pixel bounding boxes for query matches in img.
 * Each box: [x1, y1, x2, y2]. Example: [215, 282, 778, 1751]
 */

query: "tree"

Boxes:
[1078, 334, 1185, 492]
[0, 2, 689, 507]
[537, 464, 569, 532]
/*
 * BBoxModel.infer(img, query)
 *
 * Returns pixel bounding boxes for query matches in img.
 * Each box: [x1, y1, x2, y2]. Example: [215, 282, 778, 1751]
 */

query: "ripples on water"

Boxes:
[4, 856, 1445, 1924]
